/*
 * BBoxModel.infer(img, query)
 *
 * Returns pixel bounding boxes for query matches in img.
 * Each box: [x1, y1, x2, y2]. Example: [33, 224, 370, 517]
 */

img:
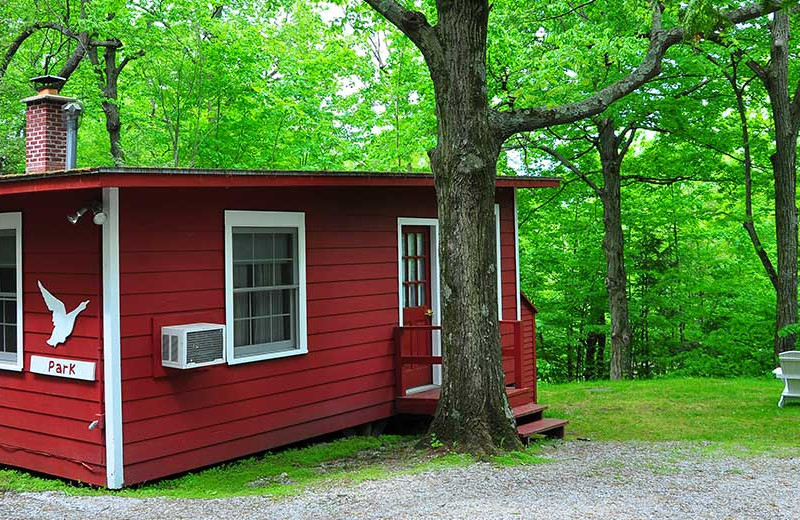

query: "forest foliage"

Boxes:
[0, 0, 796, 382]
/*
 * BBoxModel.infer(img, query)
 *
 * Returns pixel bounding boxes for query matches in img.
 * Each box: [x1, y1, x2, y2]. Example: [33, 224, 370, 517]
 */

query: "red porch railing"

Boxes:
[394, 320, 524, 397]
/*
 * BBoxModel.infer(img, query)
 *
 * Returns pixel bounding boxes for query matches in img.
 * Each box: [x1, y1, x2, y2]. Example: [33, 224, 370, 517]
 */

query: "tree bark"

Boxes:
[749, 11, 800, 354]
[597, 119, 632, 380]
[426, 0, 520, 452]
[88, 43, 142, 166]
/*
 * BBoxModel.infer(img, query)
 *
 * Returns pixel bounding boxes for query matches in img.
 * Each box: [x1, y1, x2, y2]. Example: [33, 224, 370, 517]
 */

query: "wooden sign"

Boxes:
[30, 355, 96, 382]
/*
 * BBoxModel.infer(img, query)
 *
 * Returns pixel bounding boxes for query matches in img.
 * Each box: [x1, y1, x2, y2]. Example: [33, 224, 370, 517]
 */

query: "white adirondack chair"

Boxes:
[774, 351, 800, 407]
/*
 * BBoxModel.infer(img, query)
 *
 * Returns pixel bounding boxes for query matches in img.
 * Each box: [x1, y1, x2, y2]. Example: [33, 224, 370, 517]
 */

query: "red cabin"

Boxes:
[0, 89, 564, 488]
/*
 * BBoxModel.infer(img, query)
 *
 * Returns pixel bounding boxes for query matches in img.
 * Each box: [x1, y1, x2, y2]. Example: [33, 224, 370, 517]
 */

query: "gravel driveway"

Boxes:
[1, 441, 796, 519]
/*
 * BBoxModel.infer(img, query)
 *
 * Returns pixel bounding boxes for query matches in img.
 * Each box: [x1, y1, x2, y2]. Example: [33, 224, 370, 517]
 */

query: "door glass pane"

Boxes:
[406, 233, 415, 257]
[417, 233, 424, 257]
[418, 259, 425, 282]
[407, 258, 416, 282]
[418, 284, 426, 306]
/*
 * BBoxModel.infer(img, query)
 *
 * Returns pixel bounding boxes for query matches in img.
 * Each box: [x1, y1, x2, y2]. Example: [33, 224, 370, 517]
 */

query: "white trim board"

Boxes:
[397, 217, 441, 385]
[514, 190, 522, 321]
[102, 187, 124, 489]
[494, 204, 502, 320]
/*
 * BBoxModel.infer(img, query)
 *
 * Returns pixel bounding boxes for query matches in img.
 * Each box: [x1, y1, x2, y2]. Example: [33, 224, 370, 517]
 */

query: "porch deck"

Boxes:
[393, 322, 566, 440]
[394, 384, 566, 439]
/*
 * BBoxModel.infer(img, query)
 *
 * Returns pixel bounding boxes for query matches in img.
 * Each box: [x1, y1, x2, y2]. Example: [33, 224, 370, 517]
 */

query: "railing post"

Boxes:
[513, 320, 523, 389]
[394, 327, 405, 397]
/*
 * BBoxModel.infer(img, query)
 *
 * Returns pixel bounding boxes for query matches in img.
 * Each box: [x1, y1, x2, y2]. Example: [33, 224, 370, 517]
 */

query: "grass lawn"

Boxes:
[540, 377, 800, 452]
[0, 432, 520, 498]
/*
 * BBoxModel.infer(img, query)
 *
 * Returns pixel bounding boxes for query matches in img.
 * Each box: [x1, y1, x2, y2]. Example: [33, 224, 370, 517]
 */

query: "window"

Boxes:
[0, 213, 22, 371]
[225, 211, 307, 364]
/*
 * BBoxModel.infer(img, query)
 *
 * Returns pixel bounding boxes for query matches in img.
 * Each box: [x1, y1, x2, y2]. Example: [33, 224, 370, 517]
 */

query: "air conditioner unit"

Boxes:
[161, 323, 225, 369]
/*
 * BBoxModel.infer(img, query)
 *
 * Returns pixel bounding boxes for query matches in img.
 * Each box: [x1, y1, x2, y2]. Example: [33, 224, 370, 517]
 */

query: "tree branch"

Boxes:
[0, 22, 79, 81]
[490, 0, 782, 140]
[362, 0, 442, 68]
[537, 144, 602, 195]
[118, 49, 145, 72]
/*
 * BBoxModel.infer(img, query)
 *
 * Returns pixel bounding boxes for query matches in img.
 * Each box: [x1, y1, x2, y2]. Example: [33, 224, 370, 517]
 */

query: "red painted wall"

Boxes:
[118, 186, 524, 484]
[521, 298, 538, 402]
[0, 190, 106, 486]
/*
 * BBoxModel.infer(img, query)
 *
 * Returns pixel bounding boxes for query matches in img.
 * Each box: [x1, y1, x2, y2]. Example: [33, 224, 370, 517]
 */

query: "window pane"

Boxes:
[272, 316, 289, 342]
[252, 317, 270, 344]
[3, 300, 15, 324]
[5, 324, 17, 353]
[234, 319, 250, 347]
[233, 264, 250, 289]
[0, 233, 14, 266]
[253, 262, 274, 287]
[418, 284, 426, 306]
[233, 233, 253, 260]
[251, 291, 270, 318]
[233, 293, 250, 319]
[417, 233, 424, 257]
[274, 233, 292, 259]
[253, 232, 273, 260]
[273, 290, 292, 314]
[276, 261, 294, 285]
[418, 259, 425, 282]
[0, 268, 14, 294]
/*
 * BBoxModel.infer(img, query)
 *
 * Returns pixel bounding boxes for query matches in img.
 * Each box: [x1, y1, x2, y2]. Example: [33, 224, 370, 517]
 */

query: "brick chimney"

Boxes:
[21, 75, 77, 174]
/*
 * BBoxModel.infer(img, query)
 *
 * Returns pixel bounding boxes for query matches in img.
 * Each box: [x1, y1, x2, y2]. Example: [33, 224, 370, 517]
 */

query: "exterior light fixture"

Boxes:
[67, 202, 106, 225]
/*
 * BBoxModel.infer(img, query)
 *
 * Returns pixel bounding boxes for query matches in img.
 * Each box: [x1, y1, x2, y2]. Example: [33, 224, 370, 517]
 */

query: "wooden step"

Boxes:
[506, 387, 533, 408]
[516, 418, 567, 440]
[512, 403, 547, 422]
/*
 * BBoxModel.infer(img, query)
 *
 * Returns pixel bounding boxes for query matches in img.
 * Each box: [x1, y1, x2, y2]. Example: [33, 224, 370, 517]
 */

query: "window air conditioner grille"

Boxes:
[186, 329, 224, 364]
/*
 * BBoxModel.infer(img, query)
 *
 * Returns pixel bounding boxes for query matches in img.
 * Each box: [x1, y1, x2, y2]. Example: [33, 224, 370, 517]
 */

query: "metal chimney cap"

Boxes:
[30, 75, 67, 94]
[63, 101, 84, 115]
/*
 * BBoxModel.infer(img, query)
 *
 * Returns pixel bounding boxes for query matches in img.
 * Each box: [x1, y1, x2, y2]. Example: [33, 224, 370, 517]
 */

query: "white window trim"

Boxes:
[0, 212, 23, 372]
[495, 204, 502, 320]
[224, 210, 308, 365]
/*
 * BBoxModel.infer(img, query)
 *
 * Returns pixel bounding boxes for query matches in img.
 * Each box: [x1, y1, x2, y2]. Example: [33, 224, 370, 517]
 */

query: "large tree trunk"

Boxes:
[760, 11, 799, 354]
[427, 1, 520, 452]
[597, 119, 632, 380]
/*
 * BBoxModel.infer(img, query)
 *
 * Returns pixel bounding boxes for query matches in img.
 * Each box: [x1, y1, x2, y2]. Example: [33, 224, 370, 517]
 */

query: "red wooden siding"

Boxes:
[119, 186, 524, 484]
[496, 189, 526, 386]
[0, 190, 106, 486]
[521, 296, 538, 401]
[118, 186, 442, 484]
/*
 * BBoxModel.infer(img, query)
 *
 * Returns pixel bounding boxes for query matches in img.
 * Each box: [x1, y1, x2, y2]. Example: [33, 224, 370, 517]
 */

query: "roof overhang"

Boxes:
[0, 167, 560, 196]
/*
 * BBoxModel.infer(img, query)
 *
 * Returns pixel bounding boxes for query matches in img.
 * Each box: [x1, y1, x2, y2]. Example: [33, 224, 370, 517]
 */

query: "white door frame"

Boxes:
[397, 217, 441, 385]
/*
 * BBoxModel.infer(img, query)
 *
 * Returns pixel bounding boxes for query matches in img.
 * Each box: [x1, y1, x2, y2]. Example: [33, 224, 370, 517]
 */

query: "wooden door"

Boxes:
[401, 226, 433, 389]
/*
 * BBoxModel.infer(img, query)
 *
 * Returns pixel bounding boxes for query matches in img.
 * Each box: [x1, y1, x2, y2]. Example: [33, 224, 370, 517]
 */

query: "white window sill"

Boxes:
[227, 346, 308, 365]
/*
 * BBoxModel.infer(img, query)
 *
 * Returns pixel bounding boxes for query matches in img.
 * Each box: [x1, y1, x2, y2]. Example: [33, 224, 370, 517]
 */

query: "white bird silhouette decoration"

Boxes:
[38, 281, 89, 347]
